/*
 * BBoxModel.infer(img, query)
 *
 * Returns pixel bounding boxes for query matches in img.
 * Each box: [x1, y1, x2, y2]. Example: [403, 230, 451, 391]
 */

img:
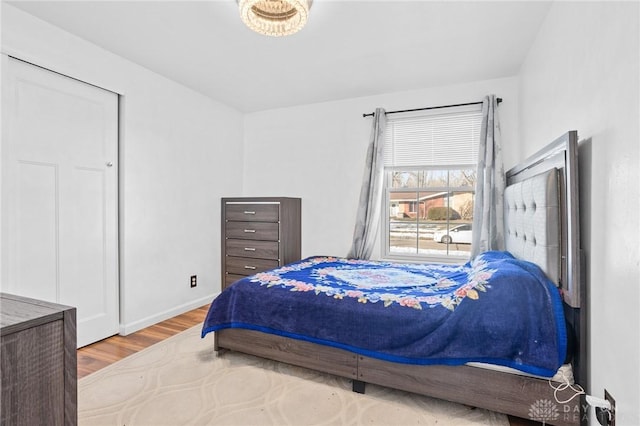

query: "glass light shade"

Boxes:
[238, 0, 312, 37]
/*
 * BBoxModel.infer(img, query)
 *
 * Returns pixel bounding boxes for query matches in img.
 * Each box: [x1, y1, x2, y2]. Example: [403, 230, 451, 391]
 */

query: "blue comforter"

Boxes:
[202, 251, 567, 377]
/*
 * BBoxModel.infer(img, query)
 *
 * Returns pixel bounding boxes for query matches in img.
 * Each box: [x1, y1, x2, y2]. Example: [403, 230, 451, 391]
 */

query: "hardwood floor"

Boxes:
[77, 304, 539, 425]
[77, 304, 209, 379]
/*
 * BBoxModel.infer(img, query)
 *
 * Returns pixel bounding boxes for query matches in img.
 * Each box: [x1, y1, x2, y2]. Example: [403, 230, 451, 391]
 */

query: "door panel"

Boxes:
[16, 161, 58, 301]
[2, 56, 119, 347]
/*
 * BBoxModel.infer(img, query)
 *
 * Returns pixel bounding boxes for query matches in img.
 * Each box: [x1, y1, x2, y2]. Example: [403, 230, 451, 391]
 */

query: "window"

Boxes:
[382, 105, 482, 262]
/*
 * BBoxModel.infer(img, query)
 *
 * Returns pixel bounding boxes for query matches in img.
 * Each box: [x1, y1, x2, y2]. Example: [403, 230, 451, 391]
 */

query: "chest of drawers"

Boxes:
[221, 197, 301, 289]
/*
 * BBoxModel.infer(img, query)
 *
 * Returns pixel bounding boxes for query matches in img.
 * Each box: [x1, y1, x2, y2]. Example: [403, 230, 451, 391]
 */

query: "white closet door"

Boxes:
[1, 56, 119, 347]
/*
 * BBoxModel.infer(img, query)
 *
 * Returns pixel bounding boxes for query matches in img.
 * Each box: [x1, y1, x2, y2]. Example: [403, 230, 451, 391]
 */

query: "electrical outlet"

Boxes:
[604, 389, 615, 426]
[190, 275, 197, 288]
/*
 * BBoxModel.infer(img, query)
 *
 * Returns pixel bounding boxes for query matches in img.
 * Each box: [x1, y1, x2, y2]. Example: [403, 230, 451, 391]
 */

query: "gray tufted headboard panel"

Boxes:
[504, 131, 581, 309]
[504, 169, 560, 286]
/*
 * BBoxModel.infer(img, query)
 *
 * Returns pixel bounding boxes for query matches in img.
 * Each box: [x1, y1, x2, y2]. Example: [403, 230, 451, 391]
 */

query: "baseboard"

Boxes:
[118, 293, 218, 336]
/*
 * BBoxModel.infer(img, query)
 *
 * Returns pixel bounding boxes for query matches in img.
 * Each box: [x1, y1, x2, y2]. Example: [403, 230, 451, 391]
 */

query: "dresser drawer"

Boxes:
[226, 239, 279, 260]
[225, 203, 279, 222]
[225, 256, 280, 275]
[225, 221, 279, 241]
[225, 273, 246, 287]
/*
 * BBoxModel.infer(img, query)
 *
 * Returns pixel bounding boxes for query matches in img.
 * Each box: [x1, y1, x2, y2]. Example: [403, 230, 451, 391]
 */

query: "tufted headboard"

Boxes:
[505, 131, 581, 309]
[504, 169, 560, 285]
[505, 131, 585, 387]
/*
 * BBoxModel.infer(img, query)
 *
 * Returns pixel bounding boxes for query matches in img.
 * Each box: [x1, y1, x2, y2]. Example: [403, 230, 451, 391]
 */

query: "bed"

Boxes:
[202, 131, 586, 426]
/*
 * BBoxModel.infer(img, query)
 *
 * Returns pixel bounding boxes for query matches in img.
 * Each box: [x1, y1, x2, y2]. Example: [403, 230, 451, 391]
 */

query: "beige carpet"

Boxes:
[79, 326, 509, 426]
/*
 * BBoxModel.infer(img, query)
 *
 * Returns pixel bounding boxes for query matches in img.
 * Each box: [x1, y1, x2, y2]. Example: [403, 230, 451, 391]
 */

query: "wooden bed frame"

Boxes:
[215, 131, 587, 426]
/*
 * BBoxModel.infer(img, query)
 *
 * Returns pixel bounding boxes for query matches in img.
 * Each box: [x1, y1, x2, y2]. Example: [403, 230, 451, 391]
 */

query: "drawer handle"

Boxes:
[243, 211, 256, 215]
[243, 229, 256, 233]
[244, 265, 257, 270]
[244, 247, 256, 252]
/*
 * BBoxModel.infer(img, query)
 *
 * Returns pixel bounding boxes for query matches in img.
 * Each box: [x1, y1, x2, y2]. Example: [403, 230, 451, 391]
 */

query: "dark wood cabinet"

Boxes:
[0, 293, 77, 426]
[222, 197, 301, 290]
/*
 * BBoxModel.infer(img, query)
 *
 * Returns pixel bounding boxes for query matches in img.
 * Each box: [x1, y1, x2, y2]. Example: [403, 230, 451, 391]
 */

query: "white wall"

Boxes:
[243, 77, 519, 259]
[519, 2, 640, 424]
[1, 5, 245, 333]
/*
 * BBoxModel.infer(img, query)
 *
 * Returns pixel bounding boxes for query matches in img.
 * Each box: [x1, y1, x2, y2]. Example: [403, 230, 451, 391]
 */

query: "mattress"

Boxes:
[468, 362, 574, 384]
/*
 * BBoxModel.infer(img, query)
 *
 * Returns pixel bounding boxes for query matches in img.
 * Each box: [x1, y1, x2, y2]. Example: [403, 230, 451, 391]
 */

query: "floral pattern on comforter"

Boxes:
[250, 256, 496, 311]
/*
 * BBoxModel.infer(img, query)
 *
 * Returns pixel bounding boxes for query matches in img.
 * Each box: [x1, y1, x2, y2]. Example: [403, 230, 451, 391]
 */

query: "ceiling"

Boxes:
[7, 1, 552, 113]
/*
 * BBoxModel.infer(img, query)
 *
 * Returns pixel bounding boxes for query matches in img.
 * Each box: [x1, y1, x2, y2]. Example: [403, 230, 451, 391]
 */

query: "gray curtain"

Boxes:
[347, 108, 387, 259]
[471, 95, 505, 258]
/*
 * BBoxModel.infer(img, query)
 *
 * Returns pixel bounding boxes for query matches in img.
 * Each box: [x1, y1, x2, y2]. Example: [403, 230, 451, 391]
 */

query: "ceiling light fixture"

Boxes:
[238, 0, 312, 37]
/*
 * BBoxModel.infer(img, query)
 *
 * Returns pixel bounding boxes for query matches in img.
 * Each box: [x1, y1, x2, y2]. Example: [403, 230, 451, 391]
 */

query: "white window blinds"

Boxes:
[383, 106, 483, 168]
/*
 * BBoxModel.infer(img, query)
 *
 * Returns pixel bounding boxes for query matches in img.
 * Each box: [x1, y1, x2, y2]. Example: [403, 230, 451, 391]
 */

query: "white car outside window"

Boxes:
[433, 224, 473, 244]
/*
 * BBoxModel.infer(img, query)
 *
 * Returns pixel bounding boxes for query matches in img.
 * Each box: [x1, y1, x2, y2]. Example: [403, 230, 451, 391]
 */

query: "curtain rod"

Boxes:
[362, 97, 502, 118]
